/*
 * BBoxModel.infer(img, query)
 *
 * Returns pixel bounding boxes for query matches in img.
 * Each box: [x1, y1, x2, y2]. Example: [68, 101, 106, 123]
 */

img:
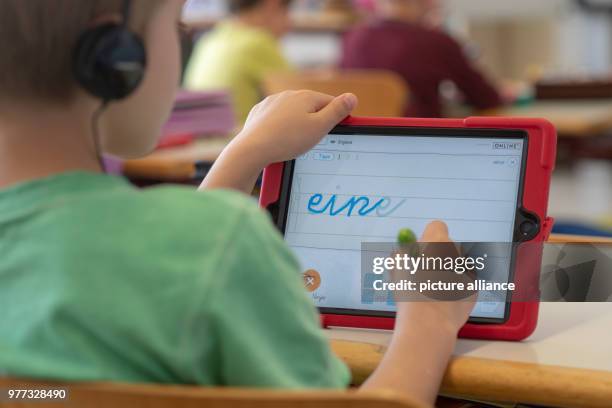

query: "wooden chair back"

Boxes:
[0, 377, 423, 408]
[263, 69, 409, 117]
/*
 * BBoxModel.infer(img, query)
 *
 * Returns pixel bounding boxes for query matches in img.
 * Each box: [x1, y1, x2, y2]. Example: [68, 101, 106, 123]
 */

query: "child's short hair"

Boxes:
[0, 0, 159, 105]
[228, 0, 293, 14]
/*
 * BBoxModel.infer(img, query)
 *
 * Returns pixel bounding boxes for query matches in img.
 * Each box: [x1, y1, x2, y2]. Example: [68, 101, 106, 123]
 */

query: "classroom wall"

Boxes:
[467, 20, 557, 81]
[556, 10, 612, 75]
[283, 33, 341, 68]
[444, 0, 571, 20]
[185, 0, 612, 79]
[444, 0, 612, 80]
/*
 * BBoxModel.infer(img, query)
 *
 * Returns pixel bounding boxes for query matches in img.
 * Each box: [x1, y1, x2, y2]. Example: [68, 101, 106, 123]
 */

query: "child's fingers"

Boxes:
[314, 93, 358, 126]
[420, 220, 450, 242]
[301, 90, 336, 111]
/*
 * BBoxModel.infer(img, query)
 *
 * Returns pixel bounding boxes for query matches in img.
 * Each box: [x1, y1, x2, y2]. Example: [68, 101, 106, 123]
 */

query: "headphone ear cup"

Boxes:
[73, 24, 146, 101]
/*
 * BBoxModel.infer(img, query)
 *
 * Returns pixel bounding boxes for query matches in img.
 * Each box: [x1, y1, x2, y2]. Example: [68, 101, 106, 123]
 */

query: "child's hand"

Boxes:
[362, 221, 477, 407]
[397, 221, 476, 334]
[236, 90, 358, 165]
[200, 91, 357, 194]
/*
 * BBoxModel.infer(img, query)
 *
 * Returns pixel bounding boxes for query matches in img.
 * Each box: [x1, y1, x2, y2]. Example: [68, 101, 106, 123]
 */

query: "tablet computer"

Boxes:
[260, 116, 556, 340]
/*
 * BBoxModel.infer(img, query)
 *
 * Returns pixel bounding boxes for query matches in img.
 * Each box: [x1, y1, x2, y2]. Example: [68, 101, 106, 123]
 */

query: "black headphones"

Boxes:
[73, 0, 146, 101]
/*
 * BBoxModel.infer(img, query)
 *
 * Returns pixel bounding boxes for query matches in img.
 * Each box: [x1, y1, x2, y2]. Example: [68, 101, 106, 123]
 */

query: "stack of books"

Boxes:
[161, 89, 236, 140]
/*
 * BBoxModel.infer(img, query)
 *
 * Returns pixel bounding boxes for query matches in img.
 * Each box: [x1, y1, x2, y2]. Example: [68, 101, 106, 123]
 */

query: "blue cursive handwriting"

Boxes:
[307, 194, 404, 217]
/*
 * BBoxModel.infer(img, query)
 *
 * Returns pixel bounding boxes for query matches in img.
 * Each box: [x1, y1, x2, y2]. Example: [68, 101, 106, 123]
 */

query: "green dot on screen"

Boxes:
[397, 228, 417, 244]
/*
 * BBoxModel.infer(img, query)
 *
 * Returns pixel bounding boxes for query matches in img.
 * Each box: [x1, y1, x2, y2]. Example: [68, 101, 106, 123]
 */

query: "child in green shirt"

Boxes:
[0, 1, 474, 406]
[184, 0, 292, 123]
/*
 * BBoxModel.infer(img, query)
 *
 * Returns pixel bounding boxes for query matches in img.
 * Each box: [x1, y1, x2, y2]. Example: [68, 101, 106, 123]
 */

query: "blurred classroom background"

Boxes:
[119, 0, 612, 237]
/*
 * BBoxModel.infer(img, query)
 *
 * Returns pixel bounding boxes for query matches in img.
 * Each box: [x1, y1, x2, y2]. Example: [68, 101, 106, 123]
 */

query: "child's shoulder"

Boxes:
[142, 185, 257, 213]
[119, 184, 265, 231]
[66, 180, 284, 275]
[106, 184, 299, 296]
[51, 174, 269, 242]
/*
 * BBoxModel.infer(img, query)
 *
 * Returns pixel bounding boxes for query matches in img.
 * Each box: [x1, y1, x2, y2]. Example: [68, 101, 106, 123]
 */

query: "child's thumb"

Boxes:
[317, 93, 358, 125]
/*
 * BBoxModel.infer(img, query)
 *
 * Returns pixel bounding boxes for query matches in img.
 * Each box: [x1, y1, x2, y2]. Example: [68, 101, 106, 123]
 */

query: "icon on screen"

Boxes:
[303, 269, 321, 292]
[314, 152, 335, 161]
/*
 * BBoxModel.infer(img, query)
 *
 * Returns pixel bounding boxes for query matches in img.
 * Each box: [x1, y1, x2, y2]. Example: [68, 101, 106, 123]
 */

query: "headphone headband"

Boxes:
[121, 0, 132, 27]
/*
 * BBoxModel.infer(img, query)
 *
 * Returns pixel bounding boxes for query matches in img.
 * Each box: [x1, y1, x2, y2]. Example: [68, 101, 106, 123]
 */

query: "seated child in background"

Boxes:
[341, 0, 503, 118]
[184, 0, 292, 123]
[0, 1, 474, 406]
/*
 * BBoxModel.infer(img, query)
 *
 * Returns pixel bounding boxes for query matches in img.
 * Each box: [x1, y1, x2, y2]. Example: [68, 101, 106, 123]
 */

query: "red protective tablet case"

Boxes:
[260, 116, 557, 341]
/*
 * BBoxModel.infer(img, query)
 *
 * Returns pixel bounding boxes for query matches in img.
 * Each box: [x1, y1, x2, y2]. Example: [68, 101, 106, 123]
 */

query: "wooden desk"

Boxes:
[124, 100, 612, 181]
[329, 304, 612, 407]
[492, 100, 612, 137]
[327, 236, 612, 407]
[549, 233, 612, 244]
[122, 137, 231, 181]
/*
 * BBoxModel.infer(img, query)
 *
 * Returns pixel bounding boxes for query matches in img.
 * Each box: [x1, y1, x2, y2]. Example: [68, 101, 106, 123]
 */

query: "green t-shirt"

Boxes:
[0, 172, 349, 387]
[184, 21, 291, 124]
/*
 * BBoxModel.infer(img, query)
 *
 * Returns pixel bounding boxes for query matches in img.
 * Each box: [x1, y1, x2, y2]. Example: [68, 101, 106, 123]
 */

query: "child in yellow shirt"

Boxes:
[184, 0, 292, 123]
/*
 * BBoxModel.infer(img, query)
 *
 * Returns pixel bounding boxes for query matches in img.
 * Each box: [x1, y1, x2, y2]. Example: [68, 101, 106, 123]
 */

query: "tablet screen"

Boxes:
[279, 127, 527, 322]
